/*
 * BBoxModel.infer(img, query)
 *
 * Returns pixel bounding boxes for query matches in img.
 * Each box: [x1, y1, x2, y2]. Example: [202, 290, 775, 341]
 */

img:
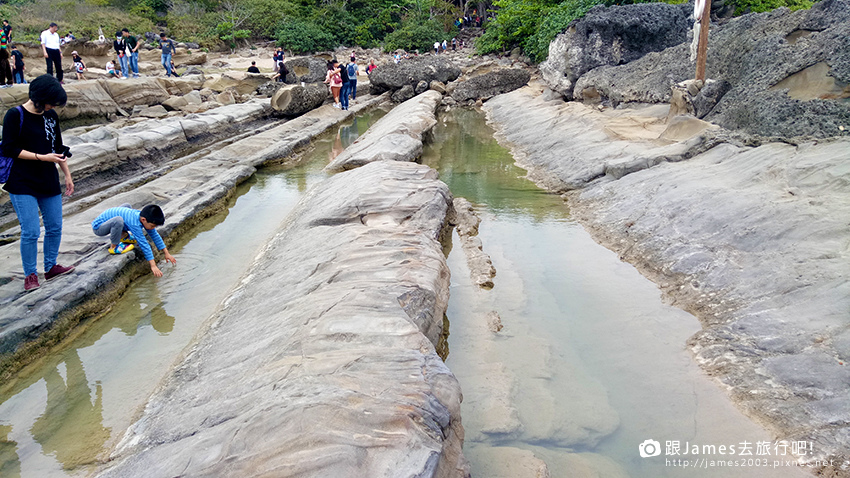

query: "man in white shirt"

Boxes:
[40, 22, 62, 82]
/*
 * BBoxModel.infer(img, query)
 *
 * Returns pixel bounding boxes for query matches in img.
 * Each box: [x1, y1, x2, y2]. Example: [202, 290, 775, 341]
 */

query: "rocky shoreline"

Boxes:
[483, 84, 850, 475]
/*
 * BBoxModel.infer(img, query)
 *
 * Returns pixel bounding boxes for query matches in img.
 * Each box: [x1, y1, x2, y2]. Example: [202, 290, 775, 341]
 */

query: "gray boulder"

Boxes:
[182, 66, 204, 76]
[283, 56, 330, 84]
[573, 0, 850, 138]
[451, 69, 531, 102]
[391, 84, 416, 103]
[415, 80, 430, 95]
[270, 83, 329, 116]
[370, 57, 461, 92]
[540, 2, 690, 99]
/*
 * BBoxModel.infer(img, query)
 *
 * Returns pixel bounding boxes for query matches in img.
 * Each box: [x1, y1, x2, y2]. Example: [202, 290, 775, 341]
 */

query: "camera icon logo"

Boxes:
[639, 439, 662, 458]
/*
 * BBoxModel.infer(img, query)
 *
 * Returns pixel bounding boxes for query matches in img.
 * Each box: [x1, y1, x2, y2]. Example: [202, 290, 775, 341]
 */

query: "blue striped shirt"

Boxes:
[91, 207, 166, 261]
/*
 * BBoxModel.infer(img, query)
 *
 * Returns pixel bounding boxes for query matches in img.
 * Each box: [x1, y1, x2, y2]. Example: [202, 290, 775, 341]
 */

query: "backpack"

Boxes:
[0, 105, 25, 183]
[347, 63, 356, 77]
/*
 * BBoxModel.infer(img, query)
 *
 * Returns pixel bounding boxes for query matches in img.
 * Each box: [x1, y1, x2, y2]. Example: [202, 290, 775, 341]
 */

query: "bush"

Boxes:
[275, 19, 337, 53]
[726, 0, 812, 14]
[383, 19, 450, 53]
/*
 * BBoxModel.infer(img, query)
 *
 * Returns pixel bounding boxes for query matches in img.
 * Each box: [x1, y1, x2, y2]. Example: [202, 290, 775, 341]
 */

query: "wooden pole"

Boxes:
[695, 0, 712, 81]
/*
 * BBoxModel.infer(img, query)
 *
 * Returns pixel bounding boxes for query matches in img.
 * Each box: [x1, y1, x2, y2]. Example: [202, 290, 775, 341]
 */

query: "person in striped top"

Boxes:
[91, 204, 177, 277]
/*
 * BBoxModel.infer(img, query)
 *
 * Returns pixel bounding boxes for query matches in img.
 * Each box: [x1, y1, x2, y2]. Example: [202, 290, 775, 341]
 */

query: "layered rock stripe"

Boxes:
[98, 161, 469, 478]
[326, 90, 442, 172]
[485, 86, 850, 471]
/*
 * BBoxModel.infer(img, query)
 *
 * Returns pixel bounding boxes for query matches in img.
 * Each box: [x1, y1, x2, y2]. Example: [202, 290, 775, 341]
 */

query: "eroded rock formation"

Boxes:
[540, 2, 690, 99]
[98, 161, 470, 478]
[326, 90, 442, 171]
[568, 0, 850, 138]
[370, 57, 461, 93]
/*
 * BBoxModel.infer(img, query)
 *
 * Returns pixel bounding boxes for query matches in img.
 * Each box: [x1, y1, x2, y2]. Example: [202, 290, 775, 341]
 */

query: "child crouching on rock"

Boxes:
[91, 204, 176, 277]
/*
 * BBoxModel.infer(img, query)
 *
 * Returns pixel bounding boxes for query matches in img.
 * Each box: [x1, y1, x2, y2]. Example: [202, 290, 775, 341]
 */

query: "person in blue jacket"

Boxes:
[91, 204, 177, 277]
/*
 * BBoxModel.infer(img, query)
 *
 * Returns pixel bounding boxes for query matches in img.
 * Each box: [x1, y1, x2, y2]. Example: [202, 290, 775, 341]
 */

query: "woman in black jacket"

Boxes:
[2, 75, 75, 291]
[113, 31, 126, 78]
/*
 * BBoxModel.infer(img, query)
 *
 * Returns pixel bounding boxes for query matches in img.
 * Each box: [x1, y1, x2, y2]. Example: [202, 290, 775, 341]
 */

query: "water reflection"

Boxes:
[422, 108, 569, 222]
[30, 350, 109, 470]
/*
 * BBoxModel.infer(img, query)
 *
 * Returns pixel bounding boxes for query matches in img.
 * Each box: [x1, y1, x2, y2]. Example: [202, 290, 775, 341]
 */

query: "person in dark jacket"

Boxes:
[11, 44, 25, 84]
[113, 32, 127, 78]
[2, 75, 75, 291]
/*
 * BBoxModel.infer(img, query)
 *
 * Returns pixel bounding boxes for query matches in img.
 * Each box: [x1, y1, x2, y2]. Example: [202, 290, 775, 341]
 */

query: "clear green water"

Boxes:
[426, 109, 805, 478]
[0, 110, 385, 478]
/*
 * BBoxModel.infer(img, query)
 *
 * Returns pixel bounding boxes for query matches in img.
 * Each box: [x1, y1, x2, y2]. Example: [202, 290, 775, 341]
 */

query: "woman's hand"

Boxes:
[64, 176, 74, 196]
[39, 153, 66, 163]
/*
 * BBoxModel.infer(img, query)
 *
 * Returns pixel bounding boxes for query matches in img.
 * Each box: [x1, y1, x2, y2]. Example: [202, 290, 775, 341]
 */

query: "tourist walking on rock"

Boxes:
[71, 51, 86, 80]
[324, 60, 342, 108]
[366, 58, 377, 75]
[158, 33, 177, 78]
[91, 204, 176, 277]
[346, 57, 359, 102]
[11, 44, 25, 84]
[2, 75, 74, 291]
[0, 27, 12, 87]
[338, 59, 350, 110]
[434, 41, 440, 54]
[113, 31, 127, 78]
[272, 47, 283, 73]
[3, 20, 12, 42]
[41, 23, 63, 83]
[122, 28, 140, 78]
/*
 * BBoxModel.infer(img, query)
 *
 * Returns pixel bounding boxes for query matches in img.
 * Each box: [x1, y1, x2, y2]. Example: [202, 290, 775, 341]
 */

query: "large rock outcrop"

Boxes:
[270, 83, 328, 116]
[484, 86, 850, 473]
[97, 161, 469, 478]
[369, 57, 461, 93]
[203, 71, 271, 95]
[98, 77, 171, 109]
[451, 68, 531, 102]
[540, 2, 691, 99]
[283, 56, 330, 83]
[571, 0, 850, 138]
[326, 90, 442, 171]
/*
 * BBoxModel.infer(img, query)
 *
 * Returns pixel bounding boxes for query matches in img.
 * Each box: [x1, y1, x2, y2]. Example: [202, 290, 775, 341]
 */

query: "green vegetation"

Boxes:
[477, 0, 814, 62]
[0, 0, 814, 60]
[0, 0, 461, 53]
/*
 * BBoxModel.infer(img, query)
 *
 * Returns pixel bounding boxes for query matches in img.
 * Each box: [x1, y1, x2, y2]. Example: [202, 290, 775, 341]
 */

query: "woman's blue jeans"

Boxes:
[9, 193, 63, 276]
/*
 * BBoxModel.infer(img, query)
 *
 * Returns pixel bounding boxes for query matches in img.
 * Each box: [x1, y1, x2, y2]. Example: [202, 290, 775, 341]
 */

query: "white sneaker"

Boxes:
[333, 103, 340, 109]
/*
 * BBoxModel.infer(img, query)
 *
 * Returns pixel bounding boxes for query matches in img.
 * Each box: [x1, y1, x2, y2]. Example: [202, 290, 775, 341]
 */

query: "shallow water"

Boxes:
[0, 110, 385, 478]
[426, 109, 807, 478]
[0, 105, 809, 478]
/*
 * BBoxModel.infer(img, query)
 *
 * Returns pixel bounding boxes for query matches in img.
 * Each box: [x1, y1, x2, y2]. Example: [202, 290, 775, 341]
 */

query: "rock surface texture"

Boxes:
[98, 161, 469, 478]
[270, 83, 329, 116]
[370, 57, 461, 93]
[451, 69, 531, 102]
[540, 2, 690, 99]
[448, 198, 496, 288]
[568, 0, 850, 138]
[326, 90, 442, 171]
[484, 86, 850, 474]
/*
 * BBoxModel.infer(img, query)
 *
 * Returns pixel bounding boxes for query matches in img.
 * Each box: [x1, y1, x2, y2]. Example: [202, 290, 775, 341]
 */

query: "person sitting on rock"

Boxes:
[247, 61, 260, 73]
[106, 58, 121, 78]
[271, 60, 288, 83]
[91, 204, 176, 277]
[71, 51, 86, 80]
